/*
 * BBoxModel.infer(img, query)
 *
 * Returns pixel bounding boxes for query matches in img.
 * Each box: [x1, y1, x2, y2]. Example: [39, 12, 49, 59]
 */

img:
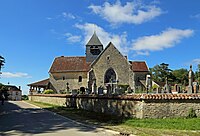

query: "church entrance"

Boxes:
[104, 68, 117, 94]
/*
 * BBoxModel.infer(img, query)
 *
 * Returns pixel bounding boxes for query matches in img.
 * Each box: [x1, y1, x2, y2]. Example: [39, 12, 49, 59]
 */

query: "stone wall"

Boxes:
[49, 72, 88, 92]
[91, 43, 134, 88]
[29, 94, 200, 118]
[29, 94, 67, 106]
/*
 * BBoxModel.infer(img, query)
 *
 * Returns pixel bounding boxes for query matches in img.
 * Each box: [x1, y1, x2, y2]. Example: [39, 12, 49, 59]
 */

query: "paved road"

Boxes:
[0, 101, 118, 136]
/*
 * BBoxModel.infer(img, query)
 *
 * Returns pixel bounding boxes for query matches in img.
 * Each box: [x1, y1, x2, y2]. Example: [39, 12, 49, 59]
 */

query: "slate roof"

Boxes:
[130, 61, 149, 72]
[49, 56, 90, 73]
[28, 78, 49, 87]
[86, 32, 103, 46]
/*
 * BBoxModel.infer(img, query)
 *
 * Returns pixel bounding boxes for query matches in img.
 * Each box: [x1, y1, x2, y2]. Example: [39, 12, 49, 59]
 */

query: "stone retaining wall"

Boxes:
[28, 94, 200, 118]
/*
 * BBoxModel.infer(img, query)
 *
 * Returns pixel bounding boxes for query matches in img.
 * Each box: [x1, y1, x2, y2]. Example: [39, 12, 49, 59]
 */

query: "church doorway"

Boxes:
[104, 68, 117, 94]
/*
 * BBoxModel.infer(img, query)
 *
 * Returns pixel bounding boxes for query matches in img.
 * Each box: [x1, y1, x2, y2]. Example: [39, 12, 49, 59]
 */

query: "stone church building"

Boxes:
[28, 32, 149, 94]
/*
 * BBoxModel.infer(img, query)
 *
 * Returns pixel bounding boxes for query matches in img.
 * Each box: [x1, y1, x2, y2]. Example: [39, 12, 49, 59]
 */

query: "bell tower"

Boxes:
[86, 32, 103, 62]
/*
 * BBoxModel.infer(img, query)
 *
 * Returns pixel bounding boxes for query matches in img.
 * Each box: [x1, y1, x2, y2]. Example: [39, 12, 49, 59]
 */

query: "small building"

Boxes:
[28, 78, 50, 94]
[7, 85, 22, 101]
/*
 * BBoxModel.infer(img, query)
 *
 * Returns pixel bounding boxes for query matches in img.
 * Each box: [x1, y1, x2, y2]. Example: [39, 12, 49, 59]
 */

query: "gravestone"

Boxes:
[172, 84, 178, 94]
[193, 82, 199, 93]
[98, 86, 104, 94]
[164, 77, 170, 93]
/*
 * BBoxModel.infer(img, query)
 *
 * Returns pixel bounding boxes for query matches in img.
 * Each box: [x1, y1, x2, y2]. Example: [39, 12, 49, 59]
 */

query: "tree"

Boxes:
[0, 83, 9, 100]
[150, 63, 173, 83]
[172, 68, 188, 85]
[195, 64, 200, 84]
[0, 55, 5, 73]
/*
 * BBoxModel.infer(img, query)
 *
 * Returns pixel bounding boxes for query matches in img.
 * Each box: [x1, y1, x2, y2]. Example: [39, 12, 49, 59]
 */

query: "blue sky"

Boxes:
[1, 0, 200, 94]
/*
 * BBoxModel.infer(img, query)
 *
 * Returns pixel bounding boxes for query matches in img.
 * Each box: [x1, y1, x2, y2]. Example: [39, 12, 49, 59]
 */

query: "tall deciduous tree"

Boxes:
[195, 64, 200, 84]
[172, 68, 188, 85]
[150, 63, 174, 83]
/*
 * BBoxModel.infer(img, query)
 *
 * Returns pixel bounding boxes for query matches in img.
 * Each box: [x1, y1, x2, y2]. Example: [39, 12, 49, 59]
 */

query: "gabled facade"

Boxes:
[7, 85, 22, 101]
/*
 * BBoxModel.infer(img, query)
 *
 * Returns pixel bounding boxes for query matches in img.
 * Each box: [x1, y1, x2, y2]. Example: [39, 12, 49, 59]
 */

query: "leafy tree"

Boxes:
[172, 68, 188, 85]
[0, 55, 5, 73]
[150, 63, 174, 83]
[195, 64, 200, 84]
[0, 83, 9, 100]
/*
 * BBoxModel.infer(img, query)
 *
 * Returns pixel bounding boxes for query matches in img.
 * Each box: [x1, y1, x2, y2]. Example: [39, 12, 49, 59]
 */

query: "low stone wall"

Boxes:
[28, 94, 200, 118]
[29, 94, 67, 106]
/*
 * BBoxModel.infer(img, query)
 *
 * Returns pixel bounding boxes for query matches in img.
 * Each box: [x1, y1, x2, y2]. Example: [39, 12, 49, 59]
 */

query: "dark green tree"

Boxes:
[150, 63, 173, 83]
[0, 83, 9, 100]
[195, 64, 200, 84]
[172, 68, 188, 85]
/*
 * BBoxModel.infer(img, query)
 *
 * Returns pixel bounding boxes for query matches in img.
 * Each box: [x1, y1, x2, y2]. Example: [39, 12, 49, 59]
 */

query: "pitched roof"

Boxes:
[86, 32, 103, 46]
[130, 61, 149, 72]
[49, 56, 90, 73]
[28, 78, 49, 87]
[6, 85, 21, 91]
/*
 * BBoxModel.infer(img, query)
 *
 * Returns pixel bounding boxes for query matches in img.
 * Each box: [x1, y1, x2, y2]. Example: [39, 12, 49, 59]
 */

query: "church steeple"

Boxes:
[86, 32, 103, 62]
[86, 31, 103, 46]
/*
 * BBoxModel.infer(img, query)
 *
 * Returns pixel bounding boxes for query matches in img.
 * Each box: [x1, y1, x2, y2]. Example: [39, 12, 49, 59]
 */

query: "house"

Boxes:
[28, 32, 150, 94]
[7, 85, 22, 101]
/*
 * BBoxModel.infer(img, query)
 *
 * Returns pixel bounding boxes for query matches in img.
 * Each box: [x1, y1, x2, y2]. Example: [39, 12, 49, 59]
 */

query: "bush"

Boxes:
[187, 108, 197, 118]
[22, 95, 28, 100]
[118, 84, 129, 91]
[43, 89, 55, 94]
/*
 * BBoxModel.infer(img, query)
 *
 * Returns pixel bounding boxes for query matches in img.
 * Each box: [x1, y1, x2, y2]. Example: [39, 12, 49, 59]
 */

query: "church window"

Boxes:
[107, 55, 110, 60]
[79, 76, 82, 82]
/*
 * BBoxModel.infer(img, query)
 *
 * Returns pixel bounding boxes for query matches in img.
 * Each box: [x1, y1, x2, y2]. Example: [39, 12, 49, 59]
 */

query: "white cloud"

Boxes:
[46, 12, 76, 21]
[62, 12, 76, 19]
[134, 51, 150, 56]
[132, 28, 194, 51]
[1, 72, 31, 78]
[88, 0, 163, 25]
[192, 59, 200, 64]
[64, 33, 81, 43]
[75, 23, 129, 54]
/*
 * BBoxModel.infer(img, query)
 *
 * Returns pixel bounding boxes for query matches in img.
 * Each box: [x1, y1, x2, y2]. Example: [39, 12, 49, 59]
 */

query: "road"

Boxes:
[0, 101, 118, 136]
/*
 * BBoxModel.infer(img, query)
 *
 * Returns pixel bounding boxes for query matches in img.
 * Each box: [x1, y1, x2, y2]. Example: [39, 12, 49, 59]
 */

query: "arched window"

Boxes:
[79, 76, 82, 82]
[104, 68, 116, 83]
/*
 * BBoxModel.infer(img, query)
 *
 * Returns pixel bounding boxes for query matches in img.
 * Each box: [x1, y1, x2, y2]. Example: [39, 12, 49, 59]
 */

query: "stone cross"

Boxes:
[146, 74, 152, 93]
[188, 65, 194, 93]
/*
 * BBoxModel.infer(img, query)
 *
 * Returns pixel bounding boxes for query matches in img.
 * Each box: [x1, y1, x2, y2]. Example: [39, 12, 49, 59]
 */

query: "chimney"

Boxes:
[19, 86, 21, 90]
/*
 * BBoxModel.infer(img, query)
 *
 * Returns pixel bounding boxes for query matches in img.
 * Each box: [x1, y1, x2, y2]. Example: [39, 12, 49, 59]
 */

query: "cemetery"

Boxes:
[28, 33, 200, 119]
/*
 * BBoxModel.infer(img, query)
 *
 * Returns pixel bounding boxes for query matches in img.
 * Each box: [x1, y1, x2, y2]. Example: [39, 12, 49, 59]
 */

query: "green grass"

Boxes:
[124, 118, 200, 130]
[26, 100, 200, 136]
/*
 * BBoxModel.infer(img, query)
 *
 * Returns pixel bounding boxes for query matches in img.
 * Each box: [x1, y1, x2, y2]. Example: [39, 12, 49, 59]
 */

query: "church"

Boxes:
[28, 32, 150, 94]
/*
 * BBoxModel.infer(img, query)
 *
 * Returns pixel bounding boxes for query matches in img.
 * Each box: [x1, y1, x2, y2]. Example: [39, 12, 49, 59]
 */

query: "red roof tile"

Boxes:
[130, 61, 149, 72]
[28, 78, 49, 87]
[49, 56, 90, 73]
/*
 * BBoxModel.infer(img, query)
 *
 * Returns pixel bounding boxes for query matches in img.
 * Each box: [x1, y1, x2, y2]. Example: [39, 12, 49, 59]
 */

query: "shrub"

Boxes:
[43, 89, 55, 94]
[187, 108, 197, 118]
[118, 84, 129, 91]
[22, 95, 28, 100]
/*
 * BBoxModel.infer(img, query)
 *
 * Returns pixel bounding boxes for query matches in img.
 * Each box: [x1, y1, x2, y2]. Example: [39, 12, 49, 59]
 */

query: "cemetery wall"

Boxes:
[28, 94, 200, 118]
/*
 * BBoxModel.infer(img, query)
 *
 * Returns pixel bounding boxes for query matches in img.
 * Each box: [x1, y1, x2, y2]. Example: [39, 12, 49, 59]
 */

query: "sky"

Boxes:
[0, 0, 200, 95]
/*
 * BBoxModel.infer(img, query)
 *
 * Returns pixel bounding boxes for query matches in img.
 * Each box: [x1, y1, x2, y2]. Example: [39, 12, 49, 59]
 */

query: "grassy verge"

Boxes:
[26, 100, 200, 136]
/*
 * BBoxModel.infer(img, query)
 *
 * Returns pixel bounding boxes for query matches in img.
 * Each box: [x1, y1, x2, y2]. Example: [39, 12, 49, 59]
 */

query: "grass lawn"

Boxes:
[26, 100, 200, 136]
